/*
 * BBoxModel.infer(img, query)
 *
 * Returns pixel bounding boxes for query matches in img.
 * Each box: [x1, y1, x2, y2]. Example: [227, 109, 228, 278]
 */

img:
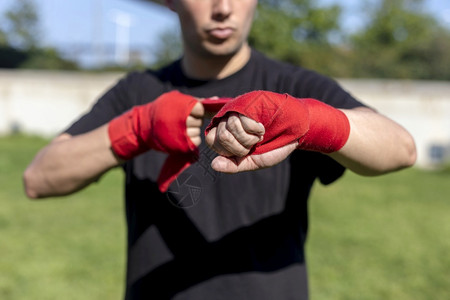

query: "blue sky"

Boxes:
[0, 0, 179, 66]
[0, 0, 448, 67]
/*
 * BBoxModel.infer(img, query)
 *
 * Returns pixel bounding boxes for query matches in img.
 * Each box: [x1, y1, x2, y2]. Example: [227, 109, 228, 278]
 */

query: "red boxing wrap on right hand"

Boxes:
[108, 91, 198, 160]
[205, 90, 350, 154]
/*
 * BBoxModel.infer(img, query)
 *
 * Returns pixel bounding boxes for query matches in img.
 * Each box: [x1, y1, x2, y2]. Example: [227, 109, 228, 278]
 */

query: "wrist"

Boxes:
[297, 98, 350, 153]
[108, 105, 152, 160]
[108, 90, 200, 162]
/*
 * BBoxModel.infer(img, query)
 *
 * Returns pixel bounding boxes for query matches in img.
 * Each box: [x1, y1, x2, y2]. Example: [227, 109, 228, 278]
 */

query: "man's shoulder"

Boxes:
[251, 49, 327, 80]
[120, 60, 180, 86]
[250, 49, 337, 94]
[251, 49, 295, 70]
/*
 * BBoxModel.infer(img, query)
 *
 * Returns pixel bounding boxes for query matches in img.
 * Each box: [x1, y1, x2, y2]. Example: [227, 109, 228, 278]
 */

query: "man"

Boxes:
[23, 0, 416, 299]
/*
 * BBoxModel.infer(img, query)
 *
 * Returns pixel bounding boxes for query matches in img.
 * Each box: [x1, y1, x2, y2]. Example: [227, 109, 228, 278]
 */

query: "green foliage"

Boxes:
[0, 45, 78, 70]
[0, 46, 28, 68]
[0, 28, 7, 46]
[248, 0, 450, 79]
[3, 0, 40, 50]
[0, 0, 78, 70]
[151, 28, 183, 69]
[19, 48, 79, 70]
[249, 0, 342, 70]
[349, 0, 450, 79]
[1, 0, 447, 78]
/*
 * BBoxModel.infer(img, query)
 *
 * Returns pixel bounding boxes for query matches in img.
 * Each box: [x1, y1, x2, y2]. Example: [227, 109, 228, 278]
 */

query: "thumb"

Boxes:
[211, 156, 249, 173]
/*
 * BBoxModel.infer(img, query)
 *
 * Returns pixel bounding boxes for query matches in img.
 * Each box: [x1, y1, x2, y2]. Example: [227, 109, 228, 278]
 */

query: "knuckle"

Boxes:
[222, 140, 249, 157]
[188, 127, 201, 136]
[212, 143, 232, 157]
[240, 115, 264, 134]
[234, 148, 250, 157]
[205, 130, 215, 147]
[225, 115, 240, 132]
[191, 136, 201, 147]
[217, 129, 235, 144]
[240, 136, 259, 148]
[187, 117, 202, 128]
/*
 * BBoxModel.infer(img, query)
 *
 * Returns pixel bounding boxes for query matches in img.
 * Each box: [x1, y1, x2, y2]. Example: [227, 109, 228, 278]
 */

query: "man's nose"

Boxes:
[212, 0, 232, 21]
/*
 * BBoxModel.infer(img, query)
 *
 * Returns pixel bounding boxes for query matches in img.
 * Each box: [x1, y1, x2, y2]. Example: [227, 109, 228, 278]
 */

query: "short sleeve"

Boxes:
[286, 70, 362, 185]
[286, 68, 366, 110]
[291, 150, 346, 186]
[64, 73, 139, 136]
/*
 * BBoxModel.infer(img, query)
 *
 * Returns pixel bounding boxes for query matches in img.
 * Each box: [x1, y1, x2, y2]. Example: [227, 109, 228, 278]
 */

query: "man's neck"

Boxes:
[181, 44, 251, 80]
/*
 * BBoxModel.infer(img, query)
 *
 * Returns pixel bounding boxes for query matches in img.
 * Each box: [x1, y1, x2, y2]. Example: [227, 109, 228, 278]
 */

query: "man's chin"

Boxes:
[201, 41, 242, 58]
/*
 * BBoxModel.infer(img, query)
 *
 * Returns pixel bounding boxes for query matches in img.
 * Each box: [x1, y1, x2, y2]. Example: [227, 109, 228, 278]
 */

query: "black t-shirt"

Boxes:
[66, 49, 365, 300]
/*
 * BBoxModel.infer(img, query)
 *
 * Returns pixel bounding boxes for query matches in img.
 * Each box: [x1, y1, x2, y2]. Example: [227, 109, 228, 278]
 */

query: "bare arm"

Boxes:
[328, 107, 416, 175]
[23, 102, 205, 199]
[205, 107, 417, 175]
[23, 124, 121, 199]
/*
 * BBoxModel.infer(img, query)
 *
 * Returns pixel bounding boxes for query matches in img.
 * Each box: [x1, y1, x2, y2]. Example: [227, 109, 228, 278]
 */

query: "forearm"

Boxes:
[328, 107, 417, 175]
[23, 124, 121, 199]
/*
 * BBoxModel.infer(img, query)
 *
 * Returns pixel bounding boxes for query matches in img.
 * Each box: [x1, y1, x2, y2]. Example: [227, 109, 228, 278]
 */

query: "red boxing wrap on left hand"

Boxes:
[108, 91, 231, 193]
[205, 90, 350, 155]
[156, 97, 231, 192]
[108, 91, 199, 192]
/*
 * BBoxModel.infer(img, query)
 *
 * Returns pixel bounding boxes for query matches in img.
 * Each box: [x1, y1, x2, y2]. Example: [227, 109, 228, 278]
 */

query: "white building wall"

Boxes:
[338, 79, 450, 168]
[1, 69, 449, 168]
[0, 69, 123, 136]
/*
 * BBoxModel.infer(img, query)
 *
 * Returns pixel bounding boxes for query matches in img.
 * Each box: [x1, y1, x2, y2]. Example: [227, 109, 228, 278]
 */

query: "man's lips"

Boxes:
[207, 28, 234, 40]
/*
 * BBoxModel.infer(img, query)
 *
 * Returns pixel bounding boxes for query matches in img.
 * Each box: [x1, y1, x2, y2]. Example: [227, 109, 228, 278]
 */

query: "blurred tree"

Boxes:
[20, 48, 79, 70]
[349, 0, 450, 79]
[0, 0, 78, 70]
[131, 0, 450, 80]
[3, 0, 40, 50]
[247, 0, 450, 80]
[151, 28, 182, 69]
[0, 46, 28, 68]
[248, 0, 347, 76]
[0, 28, 8, 46]
[148, 0, 347, 74]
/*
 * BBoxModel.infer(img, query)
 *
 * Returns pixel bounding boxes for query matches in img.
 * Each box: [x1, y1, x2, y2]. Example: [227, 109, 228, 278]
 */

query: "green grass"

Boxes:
[1, 135, 449, 299]
[308, 167, 450, 300]
[0, 135, 126, 300]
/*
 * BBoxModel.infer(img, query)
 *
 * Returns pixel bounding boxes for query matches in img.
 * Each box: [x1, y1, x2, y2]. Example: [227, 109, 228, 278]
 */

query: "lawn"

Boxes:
[0, 135, 126, 300]
[1, 135, 449, 299]
[308, 166, 450, 299]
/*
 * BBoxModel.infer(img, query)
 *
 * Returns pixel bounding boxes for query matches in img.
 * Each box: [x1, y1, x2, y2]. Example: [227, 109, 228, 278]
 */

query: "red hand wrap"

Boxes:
[108, 91, 232, 193]
[157, 97, 230, 192]
[108, 91, 198, 159]
[108, 91, 199, 192]
[297, 98, 350, 153]
[205, 90, 350, 154]
[201, 98, 232, 111]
